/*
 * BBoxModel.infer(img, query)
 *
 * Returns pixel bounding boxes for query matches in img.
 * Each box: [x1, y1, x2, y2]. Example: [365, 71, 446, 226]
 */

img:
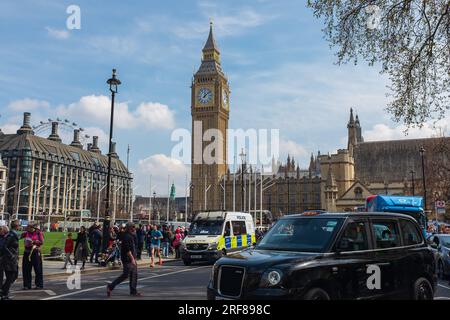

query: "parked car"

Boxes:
[428, 234, 450, 279]
[207, 212, 437, 300]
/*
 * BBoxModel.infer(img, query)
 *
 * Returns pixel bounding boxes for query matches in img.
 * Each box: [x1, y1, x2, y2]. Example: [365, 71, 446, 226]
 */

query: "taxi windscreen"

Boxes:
[256, 217, 344, 252]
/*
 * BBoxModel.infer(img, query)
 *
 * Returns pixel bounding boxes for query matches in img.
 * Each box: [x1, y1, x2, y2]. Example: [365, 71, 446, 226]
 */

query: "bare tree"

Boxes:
[424, 137, 450, 220]
[307, 1, 450, 127]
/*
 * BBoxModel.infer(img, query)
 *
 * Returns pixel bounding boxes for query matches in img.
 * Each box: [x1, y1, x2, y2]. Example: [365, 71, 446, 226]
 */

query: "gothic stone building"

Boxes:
[190, 25, 449, 218]
[0, 112, 133, 222]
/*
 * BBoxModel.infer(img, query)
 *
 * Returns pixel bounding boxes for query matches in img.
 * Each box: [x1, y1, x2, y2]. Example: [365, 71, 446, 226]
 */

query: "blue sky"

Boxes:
[0, 0, 445, 196]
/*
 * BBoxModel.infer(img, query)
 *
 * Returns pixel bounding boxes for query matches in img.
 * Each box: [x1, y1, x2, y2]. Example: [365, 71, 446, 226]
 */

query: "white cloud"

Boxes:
[7, 98, 50, 112]
[136, 154, 190, 197]
[57, 95, 175, 130]
[45, 27, 70, 40]
[1, 123, 20, 134]
[364, 118, 450, 141]
[279, 139, 309, 167]
[172, 7, 272, 39]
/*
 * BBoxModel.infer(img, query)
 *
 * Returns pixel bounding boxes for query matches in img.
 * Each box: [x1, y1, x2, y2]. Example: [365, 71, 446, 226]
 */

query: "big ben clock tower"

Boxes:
[191, 22, 230, 213]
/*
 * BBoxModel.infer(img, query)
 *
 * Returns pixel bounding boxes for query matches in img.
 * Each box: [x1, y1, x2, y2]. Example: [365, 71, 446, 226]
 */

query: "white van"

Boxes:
[182, 211, 256, 265]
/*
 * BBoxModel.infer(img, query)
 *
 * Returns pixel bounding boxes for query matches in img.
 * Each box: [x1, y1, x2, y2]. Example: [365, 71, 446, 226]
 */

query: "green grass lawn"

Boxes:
[19, 231, 68, 256]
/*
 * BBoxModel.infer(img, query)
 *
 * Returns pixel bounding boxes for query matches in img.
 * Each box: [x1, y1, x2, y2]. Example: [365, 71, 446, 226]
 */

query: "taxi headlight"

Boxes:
[260, 269, 283, 287]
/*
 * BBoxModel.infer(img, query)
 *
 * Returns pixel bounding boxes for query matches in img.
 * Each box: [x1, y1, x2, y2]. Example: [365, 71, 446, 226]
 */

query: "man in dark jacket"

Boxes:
[89, 224, 102, 264]
[1, 220, 20, 300]
[107, 222, 141, 297]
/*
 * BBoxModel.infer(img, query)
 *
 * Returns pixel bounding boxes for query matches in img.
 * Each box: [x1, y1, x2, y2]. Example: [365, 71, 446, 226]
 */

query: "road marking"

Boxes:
[438, 283, 450, 291]
[41, 266, 210, 300]
[435, 297, 450, 300]
[11, 289, 56, 296]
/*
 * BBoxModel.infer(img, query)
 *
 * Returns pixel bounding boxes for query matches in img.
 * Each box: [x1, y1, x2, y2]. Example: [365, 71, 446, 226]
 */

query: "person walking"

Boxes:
[0, 225, 8, 289]
[21, 222, 44, 290]
[74, 226, 89, 270]
[106, 222, 141, 297]
[173, 228, 183, 259]
[150, 225, 163, 267]
[89, 224, 102, 264]
[62, 233, 74, 269]
[136, 224, 145, 260]
[161, 226, 170, 258]
[0, 220, 20, 300]
[144, 224, 152, 258]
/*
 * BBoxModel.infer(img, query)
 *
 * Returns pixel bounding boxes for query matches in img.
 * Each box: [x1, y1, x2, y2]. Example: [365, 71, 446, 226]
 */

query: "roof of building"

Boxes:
[0, 132, 130, 176]
[354, 136, 450, 183]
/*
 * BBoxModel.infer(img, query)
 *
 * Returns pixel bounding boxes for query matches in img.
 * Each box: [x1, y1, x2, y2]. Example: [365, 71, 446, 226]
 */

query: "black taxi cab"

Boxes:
[207, 212, 436, 300]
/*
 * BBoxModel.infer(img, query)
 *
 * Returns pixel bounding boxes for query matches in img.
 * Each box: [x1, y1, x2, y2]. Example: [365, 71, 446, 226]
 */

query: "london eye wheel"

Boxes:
[32, 118, 91, 146]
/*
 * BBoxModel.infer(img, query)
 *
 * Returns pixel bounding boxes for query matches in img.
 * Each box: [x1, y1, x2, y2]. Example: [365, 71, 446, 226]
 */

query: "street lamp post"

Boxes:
[410, 170, 415, 196]
[97, 183, 107, 223]
[419, 147, 427, 216]
[103, 69, 121, 253]
[33, 184, 47, 221]
[153, 191, 156, 224]
[47, 185, 58, 232]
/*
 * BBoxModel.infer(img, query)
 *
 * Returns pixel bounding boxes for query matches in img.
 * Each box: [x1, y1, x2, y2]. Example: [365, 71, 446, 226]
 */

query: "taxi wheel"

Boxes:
[412, 277, 433, 300]
[303, 288, 330, 300]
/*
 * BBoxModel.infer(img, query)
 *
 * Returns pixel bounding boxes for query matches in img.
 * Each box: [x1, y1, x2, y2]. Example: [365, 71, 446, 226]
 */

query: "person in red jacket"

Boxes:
[62, 233, 74, 269]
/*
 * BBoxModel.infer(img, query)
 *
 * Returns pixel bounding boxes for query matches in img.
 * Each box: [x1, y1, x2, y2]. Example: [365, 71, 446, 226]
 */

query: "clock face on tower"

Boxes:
[197, 88, 213, 104]
[222, 89, 228, 107]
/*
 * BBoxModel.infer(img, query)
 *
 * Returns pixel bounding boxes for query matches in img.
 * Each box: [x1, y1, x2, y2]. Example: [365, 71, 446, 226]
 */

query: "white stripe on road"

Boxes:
[12, 289, 56, 296]
[41, 266, 210, 300]
[438, 283, 450, 291]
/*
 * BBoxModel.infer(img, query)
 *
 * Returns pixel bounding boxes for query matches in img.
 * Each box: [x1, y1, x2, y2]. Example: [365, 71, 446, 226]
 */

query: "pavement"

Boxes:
[7, 256, 450, 300]
[10, 260, 210, 300]
[16, 253, 177, 280]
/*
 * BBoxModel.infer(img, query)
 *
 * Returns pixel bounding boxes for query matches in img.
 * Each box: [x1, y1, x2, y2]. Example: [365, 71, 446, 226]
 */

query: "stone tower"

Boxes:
[347, 108, 357, 157]
[191, 22, 230, 213]
[324, 162, 338, 212]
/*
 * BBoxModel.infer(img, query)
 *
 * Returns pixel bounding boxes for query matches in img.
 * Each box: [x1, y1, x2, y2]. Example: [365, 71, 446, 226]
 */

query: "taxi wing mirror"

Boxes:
[429, 242, 438, 249]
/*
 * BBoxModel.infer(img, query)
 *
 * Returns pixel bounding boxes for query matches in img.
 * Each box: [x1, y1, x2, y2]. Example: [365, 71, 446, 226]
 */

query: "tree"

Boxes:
[307, 1, 450, 127]
[424, 136, 450, 220]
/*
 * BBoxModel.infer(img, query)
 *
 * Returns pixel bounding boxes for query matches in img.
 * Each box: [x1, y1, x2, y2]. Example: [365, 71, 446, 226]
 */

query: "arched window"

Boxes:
[354, 187, 363, 199]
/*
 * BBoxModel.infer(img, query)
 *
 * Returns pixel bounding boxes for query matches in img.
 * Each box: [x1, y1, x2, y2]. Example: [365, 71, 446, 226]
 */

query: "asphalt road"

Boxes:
[8, 260, 450, 300]
[10, 260, 212, 300]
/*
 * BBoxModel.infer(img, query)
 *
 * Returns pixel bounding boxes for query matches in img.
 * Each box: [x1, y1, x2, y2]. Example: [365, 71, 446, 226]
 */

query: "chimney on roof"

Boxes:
[90, 136, 101, 154]
[110, 142, 119, 159]
[48, 122, 62, 143]
[87, 143, 92, 151]
[17, 112, 35, 135]
[70, 129, 83, 149]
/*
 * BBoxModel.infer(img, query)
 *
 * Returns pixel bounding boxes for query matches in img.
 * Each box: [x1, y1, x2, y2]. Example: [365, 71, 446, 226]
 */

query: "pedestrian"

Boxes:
[0, 220, 20, 300]
[106, 222, 141, 297]
[162, 226, 170, 258]
[62, 233, 74, 269]
[0, 225, 8, 288]
[21, 222, 44, 290]
[150, 225, 163, 267]
[173, 228, 183, 259]
[74, 226, 89, 270]
[89, 224, 102, 264]
[145, 225, 152, 257]
[136, 224, 145, 260]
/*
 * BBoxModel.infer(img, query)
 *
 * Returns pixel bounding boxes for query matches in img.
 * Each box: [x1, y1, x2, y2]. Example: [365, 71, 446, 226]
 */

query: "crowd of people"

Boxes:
[0, 220, 189, 300]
